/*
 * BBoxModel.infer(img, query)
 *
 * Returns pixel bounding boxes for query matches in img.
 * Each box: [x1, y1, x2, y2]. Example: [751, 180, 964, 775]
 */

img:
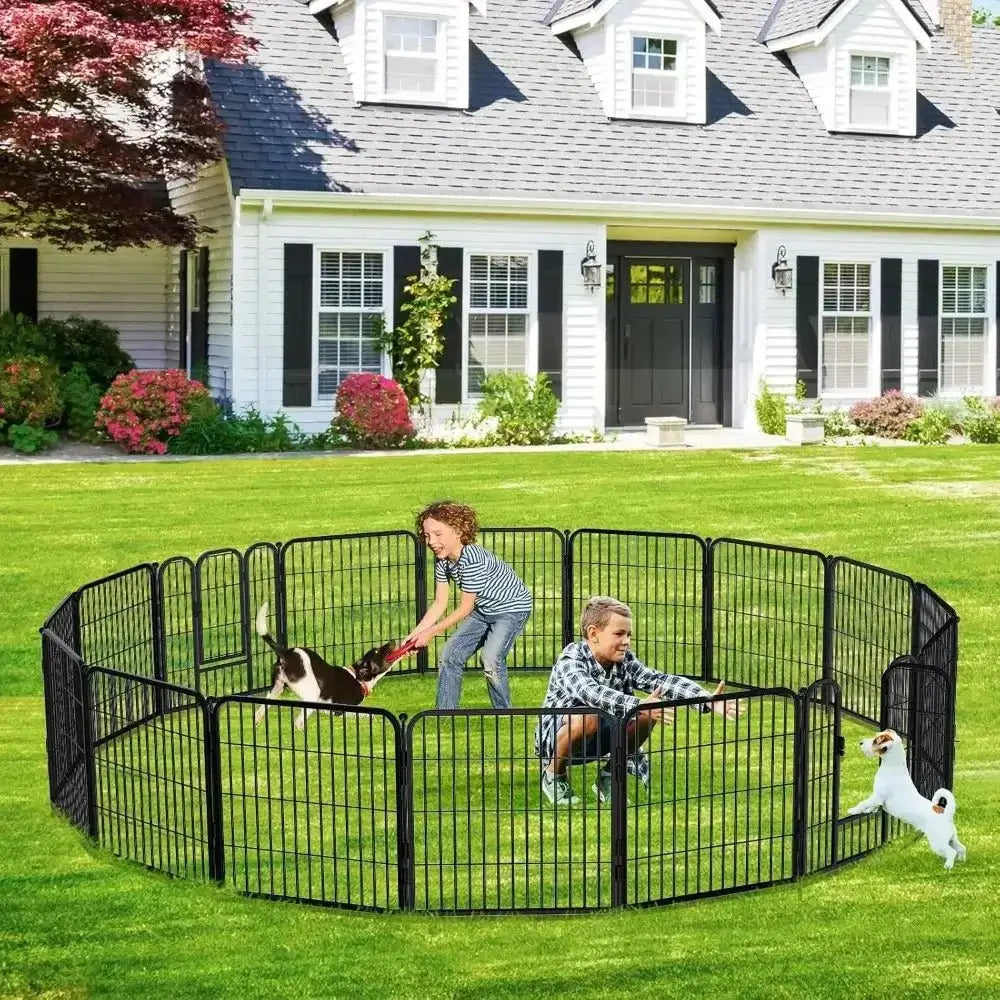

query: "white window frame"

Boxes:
[463, 252, 536, 402]
[629, 33, 683, 117]
[0, 250, 9, 313]
[939, 263, 990, 395]
[381, 13, 444, 105]
[848, 53, 894, 131]
[819, 261, 875, 396]
[313, 248, 389, 405]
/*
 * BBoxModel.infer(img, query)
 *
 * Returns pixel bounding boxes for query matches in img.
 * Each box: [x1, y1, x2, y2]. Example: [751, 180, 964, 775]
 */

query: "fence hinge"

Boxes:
[837, 735, 846, 758]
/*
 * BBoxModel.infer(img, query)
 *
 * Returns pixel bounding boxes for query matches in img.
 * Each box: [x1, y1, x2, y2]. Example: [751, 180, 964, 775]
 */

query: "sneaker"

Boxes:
[541, 770, 580, 806]
[591, 769, 630, 805]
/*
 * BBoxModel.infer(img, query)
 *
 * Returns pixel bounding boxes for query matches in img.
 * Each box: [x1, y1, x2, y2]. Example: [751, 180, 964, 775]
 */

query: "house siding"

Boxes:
[233, 207, 605, 433]
[752, 228, 1000, 422]
[832, 0, 918, 135]
[1, 239, 173, 370]
[611, 0, 708, 123]
[787, 43, 834, 129]
[167, 161, 235, 395]
[574, 23, 614, 118]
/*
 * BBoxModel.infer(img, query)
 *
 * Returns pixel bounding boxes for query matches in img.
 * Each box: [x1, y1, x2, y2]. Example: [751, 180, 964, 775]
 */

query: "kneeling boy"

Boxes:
[535, 596, 736, 805]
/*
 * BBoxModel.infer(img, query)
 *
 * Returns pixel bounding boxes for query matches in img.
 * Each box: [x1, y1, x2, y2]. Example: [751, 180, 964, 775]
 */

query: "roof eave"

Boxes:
[550, 0, 721, 36]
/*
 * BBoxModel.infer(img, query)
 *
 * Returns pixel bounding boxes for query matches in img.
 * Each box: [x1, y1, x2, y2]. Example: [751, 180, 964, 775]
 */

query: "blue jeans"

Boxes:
[435, 608, 530, 710]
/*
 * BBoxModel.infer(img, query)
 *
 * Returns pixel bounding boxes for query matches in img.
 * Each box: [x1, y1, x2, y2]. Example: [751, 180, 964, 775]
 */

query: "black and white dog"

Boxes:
[252, 602, 398, 730]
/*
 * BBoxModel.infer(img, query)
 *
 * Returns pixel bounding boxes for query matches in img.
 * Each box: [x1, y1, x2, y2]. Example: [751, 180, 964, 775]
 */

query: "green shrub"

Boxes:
[6, 422, 58, 454]
[168, 405, 311, 455]
[59, 364, 105, 442]
[754, 380, 787, 435]
[963, 397, 1000, 444]
[0, 356, 62, 432]
[477, 372, 559, 446]
[823, 409, 856, 436]
[904, 408, 953, 445]
[0, 311, 133, 386]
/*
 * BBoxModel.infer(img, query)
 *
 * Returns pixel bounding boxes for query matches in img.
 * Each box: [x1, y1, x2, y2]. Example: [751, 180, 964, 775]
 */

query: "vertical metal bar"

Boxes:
[204, 699, 225, 883]
[151, 566, 168, 717]
[822, 557, 835, 692]
[611, 713, 626, 907]
[414, 536, 428, 674]
[831, 682, 842, 867]
[80, 666, 100, 840]
[701, 539, 714, 683]
[791, 693, 806, 879]
[562, 530, 574, 648]
[398, 714, 414, 909]
[275, 542, 288, 650]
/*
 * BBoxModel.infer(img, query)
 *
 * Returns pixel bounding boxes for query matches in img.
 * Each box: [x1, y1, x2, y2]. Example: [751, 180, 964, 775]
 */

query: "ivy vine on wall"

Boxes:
[374, 231, 458, 409]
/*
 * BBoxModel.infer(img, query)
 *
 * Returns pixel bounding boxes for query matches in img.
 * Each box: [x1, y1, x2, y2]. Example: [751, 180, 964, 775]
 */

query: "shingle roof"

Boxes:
[544, 0, 596, 24]
[206, 0, 1000, 218]
[972, 24, 1000, 104]
[759, 0, 932, 43]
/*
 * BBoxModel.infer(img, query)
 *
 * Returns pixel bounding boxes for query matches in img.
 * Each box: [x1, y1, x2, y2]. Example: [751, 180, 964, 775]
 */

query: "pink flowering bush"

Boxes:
[0, 356, 62, 433]
[95, 369, 214, 454]
[849, 390, 924, 439]
[332, 374, 414, 449]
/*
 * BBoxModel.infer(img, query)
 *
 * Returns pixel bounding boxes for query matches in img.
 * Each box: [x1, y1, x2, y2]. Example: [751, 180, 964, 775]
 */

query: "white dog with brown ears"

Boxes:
[848, 728, 967, 869]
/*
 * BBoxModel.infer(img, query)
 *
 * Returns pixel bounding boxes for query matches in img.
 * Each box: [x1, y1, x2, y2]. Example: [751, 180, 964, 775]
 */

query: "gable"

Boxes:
[547, 0, 722, 34]
[760, 0, 931, 49]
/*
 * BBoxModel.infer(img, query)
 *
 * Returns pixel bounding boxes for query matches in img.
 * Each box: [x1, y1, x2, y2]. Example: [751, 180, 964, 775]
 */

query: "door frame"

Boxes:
[606, 240, 735, 428]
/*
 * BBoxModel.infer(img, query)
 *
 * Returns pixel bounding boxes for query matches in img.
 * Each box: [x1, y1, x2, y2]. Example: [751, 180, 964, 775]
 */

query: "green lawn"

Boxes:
[2, 448, 1000, 999]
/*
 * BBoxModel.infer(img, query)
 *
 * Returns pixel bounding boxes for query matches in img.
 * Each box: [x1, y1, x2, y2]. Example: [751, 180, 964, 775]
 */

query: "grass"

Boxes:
[2, 447, 1000, 999]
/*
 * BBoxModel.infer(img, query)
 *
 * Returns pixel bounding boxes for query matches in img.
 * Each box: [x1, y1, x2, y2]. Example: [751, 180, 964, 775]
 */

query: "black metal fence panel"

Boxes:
[424, 528, 567, 672]
[158, 557, 196, 691]
[407, 708, 615, 913]
[801, 680, 841, 874]
[282, 533, 421, 676]
[623, 690, 798, 905]
[710, 540, 826, 692]
[828, 559, 913, 723]
[568, 530, 706, 679]
[193, 549, 249, 698]
[87, 666, 211, 879]
[41, 606, 90, 832]
[245, 542, 281, 692]
[78, 566, 157, 678]
[213, 697, 402, 911]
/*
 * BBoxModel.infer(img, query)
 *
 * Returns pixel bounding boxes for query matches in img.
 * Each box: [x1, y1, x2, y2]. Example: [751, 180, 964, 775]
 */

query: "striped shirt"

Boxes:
[535, 642, 711, 785]
[434, 543, 532, 617]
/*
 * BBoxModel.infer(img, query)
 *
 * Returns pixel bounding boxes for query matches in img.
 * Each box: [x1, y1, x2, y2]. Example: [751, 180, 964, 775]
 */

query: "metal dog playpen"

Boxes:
[40, 528, 958, 914]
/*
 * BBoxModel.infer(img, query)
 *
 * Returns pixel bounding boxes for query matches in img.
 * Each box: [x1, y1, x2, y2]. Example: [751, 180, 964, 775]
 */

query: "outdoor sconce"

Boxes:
[581, 240, 603, 293]
[772, 245, 794, 295]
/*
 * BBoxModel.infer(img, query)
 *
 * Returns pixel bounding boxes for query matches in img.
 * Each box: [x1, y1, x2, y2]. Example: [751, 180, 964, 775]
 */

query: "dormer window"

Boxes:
[849, 55, 892, 128]
[632, 37, 681, 114]
[384, 15, 441, 100]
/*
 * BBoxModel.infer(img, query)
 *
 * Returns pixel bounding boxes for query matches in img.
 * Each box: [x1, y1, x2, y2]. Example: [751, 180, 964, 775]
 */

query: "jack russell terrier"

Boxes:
[252, 602, 413, 730]
[848, 728, 967, 869]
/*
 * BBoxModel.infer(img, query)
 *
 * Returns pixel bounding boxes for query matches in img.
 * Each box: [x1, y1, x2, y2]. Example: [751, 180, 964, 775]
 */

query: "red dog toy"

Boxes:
[384, 637, 420, 665]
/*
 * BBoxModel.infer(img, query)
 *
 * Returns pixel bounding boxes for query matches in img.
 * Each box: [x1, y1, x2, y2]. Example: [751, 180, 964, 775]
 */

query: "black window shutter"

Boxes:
[9, 247, 38, 322]
[283, 244, 313, 407]
[191, 246, 210, 373]
[917, 259, 939, 397]
[537, 250, 564, 400]
[435, 247, 464, 404]
[178, 250, 188, 369]
[995, 262, 999, 396]
[880, 258, 902, 393]
[392, 245, 421, 380]
[796, 256, 819, 397]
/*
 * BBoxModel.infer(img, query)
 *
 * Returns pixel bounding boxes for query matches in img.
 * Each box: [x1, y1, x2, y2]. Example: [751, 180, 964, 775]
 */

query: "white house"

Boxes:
[3, 0, 1000, 433]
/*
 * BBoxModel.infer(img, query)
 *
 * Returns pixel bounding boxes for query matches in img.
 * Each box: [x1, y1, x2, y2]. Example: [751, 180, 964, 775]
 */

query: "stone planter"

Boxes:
[645, 416, 687, 447]
[785, 412, 825, 445]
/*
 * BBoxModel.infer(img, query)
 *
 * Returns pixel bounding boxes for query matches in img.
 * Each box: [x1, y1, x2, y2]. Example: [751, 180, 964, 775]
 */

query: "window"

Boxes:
[940, 265, 988, 391]
[632, 36, 680, 112]
[384, 15, 440, 98]
[821, 262, 871, 392]
[467, 254, 530, 396]
[317, 251, 384, 399]
[850, 55, 891, 128]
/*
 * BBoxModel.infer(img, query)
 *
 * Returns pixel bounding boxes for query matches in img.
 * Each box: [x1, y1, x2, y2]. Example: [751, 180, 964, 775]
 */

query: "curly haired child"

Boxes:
[406, 501, 532, 709]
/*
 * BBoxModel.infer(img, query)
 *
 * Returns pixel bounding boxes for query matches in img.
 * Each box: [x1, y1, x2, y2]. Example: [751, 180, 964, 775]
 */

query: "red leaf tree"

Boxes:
[0, 1, 254, 250]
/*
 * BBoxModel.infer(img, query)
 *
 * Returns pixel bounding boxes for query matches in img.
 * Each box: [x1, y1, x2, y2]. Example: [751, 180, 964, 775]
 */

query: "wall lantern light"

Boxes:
[772, 245, 794, 295]
[581, 240, 603, 292]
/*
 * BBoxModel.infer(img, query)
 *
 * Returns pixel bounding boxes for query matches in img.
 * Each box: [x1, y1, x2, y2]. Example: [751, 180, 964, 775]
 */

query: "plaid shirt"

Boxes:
[534, 642, 710, 785]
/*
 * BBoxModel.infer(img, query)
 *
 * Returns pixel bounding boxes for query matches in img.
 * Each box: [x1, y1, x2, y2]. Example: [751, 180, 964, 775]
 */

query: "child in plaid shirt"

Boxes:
[536, 596, 735, 805]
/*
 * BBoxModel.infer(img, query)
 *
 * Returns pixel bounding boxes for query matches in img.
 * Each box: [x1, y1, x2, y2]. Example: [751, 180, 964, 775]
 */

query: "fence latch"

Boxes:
[837, 736, 846, 758]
